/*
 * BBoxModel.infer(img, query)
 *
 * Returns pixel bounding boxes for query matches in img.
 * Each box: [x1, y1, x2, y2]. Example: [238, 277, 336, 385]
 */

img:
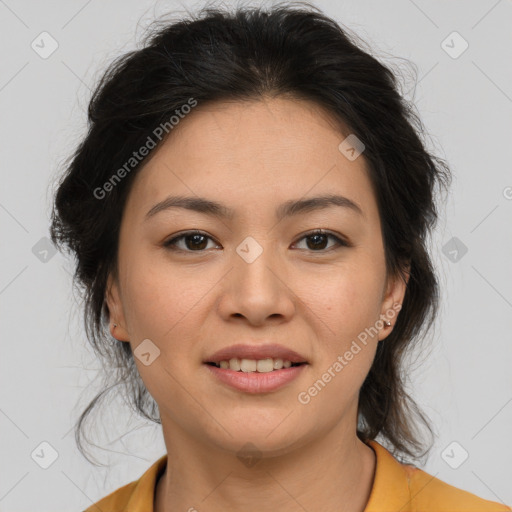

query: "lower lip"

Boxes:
[204, 364, 307, 393]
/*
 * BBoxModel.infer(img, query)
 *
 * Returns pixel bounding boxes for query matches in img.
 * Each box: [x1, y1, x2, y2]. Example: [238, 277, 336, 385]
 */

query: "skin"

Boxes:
[106, 97, 409, 512]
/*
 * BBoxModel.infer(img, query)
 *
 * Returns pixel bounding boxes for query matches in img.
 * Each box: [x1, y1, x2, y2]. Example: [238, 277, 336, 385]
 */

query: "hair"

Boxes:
[50, 0, 451, 466]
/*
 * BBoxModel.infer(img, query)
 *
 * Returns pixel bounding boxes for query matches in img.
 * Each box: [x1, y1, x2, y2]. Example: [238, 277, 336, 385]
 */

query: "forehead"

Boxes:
[125, 97, 379, 224]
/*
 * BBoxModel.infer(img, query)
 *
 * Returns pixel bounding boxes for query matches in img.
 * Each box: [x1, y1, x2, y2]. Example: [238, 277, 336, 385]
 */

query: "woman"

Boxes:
[50, 2, 511, 511]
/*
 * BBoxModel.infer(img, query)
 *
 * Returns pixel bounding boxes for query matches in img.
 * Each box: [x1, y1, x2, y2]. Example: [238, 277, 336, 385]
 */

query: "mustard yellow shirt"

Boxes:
[83, 440, 511, 511]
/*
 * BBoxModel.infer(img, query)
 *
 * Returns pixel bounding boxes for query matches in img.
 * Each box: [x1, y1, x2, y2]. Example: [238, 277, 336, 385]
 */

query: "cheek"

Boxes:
[124, 278, 173, 337]
[120, 251, 203, 341]
[119, 259, 206, 405]
[296, 259, 385, 343]
[296, 270, 381, 410]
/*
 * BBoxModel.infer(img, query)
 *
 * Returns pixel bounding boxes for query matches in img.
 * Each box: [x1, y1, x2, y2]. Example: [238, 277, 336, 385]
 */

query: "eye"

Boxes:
[163, 230, 219, 252]
[292, 229, 349, 252]
[163, 229, 349, 253]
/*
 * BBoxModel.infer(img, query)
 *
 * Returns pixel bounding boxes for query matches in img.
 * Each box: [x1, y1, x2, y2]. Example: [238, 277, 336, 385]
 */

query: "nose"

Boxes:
[216, 238, 296, 326]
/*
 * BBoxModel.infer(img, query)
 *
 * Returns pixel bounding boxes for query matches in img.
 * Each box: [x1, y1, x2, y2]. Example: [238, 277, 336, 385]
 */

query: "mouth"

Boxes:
[205, 358, 307, 373]
[203, 343, 309, 393]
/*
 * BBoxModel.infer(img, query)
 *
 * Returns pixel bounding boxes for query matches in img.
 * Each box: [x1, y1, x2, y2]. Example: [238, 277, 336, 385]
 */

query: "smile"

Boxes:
[204, 359, 308, 393]
[206, 357, 304, 372]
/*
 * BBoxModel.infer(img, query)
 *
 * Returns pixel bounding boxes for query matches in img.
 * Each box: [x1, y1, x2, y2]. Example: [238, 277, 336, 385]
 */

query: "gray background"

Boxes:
[1, 0, 511, 510]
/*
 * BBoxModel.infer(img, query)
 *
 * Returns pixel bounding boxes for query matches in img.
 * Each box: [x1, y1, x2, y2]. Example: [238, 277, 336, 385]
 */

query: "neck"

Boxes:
[155, 420, 376, 512]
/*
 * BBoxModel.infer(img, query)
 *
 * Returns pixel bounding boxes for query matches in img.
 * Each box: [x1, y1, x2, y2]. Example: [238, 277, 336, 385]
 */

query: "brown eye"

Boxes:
[164, 231, 217, 252]
[293, 230, 348, 252]
[164, 229, 349, 254]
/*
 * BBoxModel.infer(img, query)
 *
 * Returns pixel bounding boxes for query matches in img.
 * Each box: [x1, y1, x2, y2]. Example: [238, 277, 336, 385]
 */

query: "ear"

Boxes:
[378, 262, 410, 341]
[105, 272, 130, 342]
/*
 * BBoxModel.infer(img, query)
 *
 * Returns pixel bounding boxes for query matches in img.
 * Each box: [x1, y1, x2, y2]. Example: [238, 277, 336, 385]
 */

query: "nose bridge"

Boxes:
[233, 234, 279, 289]
[222, 233, 295, 322]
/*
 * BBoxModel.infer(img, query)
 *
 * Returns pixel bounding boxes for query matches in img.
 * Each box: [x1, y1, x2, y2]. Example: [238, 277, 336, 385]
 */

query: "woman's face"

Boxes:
[106, 97, 407, 456]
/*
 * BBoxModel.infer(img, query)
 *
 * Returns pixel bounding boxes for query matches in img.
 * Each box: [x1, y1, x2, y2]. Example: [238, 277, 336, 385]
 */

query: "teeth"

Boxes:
[273, 358, 283, 369]
[229, 357, 241, 371]
[256, 358, 274, 373]
[212, 357, 300, 372]
[240, 359, 257, 372]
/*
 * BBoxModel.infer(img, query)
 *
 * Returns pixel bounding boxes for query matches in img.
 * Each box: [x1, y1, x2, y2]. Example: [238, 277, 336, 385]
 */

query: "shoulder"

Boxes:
[83, 481, 136, 511]
[365, 440, 511, 512]
[404, 465, 511, 512]
[82, 454, 168, 512]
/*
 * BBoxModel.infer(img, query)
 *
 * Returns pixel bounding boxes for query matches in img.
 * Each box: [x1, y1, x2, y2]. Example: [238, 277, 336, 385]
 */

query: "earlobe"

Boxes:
[105, 273, 130, 342]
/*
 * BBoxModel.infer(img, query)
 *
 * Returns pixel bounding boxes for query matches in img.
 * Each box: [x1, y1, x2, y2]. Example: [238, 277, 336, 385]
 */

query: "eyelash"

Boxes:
[163, 229, 349, 253]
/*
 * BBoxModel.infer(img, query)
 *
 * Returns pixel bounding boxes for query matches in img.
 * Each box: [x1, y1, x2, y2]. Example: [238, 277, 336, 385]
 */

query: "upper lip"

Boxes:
[205, 344, 308, 364]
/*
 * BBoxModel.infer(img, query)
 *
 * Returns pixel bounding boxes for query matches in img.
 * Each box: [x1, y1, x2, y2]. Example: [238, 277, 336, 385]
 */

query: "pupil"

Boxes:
[188, 234, 207, 250]
[308, 234, 327, 250]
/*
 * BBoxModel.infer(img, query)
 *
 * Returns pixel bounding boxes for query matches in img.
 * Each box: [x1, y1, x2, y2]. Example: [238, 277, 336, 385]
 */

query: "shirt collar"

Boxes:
[125, 453, 167, 511]
[363, 439, 412, 511]
[124, 439, 412, 511]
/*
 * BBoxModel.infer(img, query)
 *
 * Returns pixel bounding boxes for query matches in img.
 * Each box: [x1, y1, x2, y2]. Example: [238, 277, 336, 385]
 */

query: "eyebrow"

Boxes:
[145, 193, 365, 221]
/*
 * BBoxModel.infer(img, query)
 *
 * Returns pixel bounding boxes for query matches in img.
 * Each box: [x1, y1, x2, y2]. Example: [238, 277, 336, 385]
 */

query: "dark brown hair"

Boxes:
[50, 1, 451, 466]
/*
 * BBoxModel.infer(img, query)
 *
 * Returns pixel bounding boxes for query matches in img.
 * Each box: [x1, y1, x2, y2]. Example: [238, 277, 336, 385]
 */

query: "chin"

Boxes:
[204, 418, 310, 458]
